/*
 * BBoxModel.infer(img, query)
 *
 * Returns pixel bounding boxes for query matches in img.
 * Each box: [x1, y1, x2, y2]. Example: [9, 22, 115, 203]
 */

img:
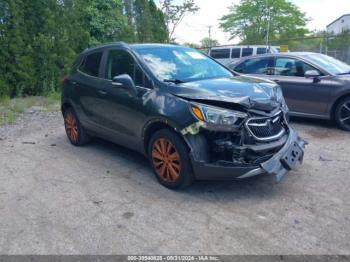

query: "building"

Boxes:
[327, 14, 350, 34]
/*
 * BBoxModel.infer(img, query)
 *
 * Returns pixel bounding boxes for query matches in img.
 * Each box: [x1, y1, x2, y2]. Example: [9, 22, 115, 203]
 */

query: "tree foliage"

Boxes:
[220, 0, 309, 44]
[0, 0, 168, 97]
[160, 0, 199, 42]
[200, 37, 220, 48]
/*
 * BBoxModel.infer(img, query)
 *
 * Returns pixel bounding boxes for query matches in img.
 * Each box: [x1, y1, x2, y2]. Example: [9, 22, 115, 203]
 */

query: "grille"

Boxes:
[246, 113, 285, 141]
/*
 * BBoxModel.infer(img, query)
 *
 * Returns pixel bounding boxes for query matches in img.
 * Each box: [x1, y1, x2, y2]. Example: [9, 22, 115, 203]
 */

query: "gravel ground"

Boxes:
[0, 111, 349, 255]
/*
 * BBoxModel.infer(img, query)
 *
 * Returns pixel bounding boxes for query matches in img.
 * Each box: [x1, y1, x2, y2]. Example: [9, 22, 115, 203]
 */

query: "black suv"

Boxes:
[61, 42, 306, 189]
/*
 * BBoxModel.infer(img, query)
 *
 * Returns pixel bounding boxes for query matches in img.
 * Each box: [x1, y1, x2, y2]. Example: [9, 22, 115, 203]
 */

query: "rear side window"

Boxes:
[234, 57, 274, 74]
[79, 52, 103, 77]
[210, 49, 230, 59]
[231, 48, 241, 58]
[257, 48, 267, 55]
[242, 48, 253, 57]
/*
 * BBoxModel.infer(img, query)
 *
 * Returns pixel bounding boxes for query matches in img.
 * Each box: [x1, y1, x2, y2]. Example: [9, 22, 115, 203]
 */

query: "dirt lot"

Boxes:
[0, 110, 349, 255]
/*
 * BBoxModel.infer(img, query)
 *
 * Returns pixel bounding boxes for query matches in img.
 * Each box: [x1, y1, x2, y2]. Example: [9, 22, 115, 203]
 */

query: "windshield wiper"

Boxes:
[337, 71, 350, 75]
[163, 79, 186, 84]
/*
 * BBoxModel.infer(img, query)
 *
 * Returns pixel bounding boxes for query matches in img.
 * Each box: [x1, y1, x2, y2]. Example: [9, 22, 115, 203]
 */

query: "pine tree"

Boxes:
[0, 0, 169, 97]
[149, 0, 168, 43]
[134, 0, 153, 42]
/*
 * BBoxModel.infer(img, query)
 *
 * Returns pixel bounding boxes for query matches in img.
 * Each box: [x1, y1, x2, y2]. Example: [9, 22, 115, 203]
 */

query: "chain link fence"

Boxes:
[270, 33, 350, 64]
[199, 33, 350, 65]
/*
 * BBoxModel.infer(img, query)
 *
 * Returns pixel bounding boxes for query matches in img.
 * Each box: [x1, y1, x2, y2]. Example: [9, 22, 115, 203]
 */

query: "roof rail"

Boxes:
[83, 41, 128, 53]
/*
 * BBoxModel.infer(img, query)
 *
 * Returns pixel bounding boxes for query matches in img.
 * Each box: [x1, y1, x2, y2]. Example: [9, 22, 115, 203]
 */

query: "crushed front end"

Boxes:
[182, 102, 307, 182]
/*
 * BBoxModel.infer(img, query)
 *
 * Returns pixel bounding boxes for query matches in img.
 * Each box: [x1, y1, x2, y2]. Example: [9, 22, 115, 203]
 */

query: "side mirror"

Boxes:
[305, 70, 320, 78]
[112, 74, 137, 96]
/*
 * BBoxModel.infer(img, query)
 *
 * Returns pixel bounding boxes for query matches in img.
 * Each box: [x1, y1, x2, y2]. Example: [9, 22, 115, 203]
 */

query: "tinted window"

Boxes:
[80, 52, 103, 77]
[234, 57, 274, 74]
[106, 49, 144, 86]
[274, 57, 320, 77]
[210, 49, 230, 59]
[257, 48, 267, 55]
[242, 48, 253, 57]
[231, 48, 241, 58]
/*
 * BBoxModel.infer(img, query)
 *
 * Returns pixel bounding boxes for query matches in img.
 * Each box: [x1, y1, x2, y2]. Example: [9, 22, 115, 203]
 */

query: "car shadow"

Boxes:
[76, 137, 284, 201]
[289, 116, 334, 129]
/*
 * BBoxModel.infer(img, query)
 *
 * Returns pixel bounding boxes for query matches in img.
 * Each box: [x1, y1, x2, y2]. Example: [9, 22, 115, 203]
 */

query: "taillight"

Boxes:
[61, 75, 69, 88]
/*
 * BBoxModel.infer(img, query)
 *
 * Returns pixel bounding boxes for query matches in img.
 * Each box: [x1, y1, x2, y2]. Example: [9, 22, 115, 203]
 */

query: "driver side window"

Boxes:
[105, 49, 145, 87]
[274, 57, 321, 77]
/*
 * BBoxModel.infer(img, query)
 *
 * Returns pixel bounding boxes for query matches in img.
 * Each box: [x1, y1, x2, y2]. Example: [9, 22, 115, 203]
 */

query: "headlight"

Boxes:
[191, 103, 247, 126]
[275, 86, 284, 103]
[275, 86, 289, 112]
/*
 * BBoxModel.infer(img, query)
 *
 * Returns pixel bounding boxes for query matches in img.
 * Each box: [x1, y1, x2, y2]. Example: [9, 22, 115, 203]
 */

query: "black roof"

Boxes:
[82, 42, 182, 54]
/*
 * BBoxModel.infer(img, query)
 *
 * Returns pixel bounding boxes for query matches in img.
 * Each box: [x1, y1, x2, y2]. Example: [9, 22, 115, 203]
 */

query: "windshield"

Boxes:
[134, 46, 232, 82]
[303, 53, 350, 75]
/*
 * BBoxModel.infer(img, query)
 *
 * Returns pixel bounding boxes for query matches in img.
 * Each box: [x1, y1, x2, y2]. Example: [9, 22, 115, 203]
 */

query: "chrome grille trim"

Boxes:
[245, 112, 286, 142]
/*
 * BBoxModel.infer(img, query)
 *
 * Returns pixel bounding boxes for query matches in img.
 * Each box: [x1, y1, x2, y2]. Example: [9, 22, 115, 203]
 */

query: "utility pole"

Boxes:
[208, 25, 213, 47]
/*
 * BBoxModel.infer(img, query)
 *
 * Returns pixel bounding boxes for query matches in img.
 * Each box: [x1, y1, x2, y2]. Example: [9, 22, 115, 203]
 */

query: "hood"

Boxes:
[166, 76, 282, 112]
[337, 75, 350, 81]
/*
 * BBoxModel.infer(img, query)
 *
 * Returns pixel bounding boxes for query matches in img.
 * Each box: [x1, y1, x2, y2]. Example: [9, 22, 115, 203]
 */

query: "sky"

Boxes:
[157, 0, 350, 45]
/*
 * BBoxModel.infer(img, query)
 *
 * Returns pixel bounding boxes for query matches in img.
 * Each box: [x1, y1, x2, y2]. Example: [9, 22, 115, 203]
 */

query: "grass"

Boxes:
[0, 91, 61, 126]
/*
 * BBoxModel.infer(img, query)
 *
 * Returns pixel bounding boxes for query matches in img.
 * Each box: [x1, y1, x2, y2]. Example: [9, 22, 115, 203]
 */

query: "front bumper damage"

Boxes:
[187, 127, 306, 182]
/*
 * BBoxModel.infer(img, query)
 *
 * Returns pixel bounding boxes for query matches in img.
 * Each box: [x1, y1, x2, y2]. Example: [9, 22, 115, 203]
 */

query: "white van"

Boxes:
[209, 45, 280, 65]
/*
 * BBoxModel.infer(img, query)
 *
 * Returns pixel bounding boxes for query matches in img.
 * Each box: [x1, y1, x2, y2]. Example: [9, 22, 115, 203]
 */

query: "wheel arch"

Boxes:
[142, 119, 190, 155]
[331, 93, 350, 120]
[61, 100, 73, 116]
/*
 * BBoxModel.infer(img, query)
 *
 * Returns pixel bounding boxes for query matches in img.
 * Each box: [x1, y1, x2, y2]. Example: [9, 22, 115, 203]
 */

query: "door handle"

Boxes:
[273, 79, 280, 83]
[98, 90, 108, 95]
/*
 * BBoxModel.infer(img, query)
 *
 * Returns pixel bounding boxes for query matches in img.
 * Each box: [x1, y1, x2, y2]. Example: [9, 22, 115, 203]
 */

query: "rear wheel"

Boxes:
[335, 97, 350, 131]
[148, 129, 194, 189]
[64, 108, 91, 146]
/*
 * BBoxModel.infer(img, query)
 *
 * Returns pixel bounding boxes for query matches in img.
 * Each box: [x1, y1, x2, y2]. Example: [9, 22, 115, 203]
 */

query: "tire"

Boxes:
[147, 129, 195, 189]
[335, 97, 350, 131]
[63, 107, 91, 146]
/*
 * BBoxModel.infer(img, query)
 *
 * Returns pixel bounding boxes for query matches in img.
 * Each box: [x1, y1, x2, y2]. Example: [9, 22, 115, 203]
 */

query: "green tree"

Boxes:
[160, 0, 199, 42]
[200, 37, 219, 48]
[81, 0, 131, 46]
[133, 0, 153, 42]
[0, 0, 35, 97]
[149, 0, 168, 43]
[0, 0, 169, 97]
[183, 42, 201, 49]
[220, 0, 309, 44]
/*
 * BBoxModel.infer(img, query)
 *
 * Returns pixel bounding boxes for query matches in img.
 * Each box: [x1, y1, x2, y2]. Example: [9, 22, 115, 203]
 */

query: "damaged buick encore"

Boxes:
[61, 43, 306, 189]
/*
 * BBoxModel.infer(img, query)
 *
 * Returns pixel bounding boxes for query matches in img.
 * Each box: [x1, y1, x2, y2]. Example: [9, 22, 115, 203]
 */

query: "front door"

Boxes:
[268, 57, 333, 116]
[95, 49, 150, 148]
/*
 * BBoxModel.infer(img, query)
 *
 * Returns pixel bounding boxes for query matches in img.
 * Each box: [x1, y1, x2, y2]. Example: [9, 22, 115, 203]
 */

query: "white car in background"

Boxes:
[209, 45, 280, 65]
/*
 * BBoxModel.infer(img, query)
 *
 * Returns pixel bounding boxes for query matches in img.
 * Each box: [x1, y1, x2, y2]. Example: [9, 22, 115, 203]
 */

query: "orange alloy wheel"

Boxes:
[65, 112, 79, 143]
[152, 138, 182, 182]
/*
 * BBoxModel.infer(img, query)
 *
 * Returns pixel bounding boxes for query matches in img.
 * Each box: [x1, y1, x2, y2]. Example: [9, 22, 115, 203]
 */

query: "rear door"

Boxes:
[269, 56, 333, 115]
[74, 51, 105, 128]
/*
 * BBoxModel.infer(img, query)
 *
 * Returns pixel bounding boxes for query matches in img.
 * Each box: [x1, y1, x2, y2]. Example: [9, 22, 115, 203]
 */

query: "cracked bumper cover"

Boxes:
[190, 128, 306, 181]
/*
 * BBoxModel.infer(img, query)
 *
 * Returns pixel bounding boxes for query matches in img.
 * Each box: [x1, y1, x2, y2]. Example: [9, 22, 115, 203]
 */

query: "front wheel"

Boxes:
[335, 97, 350, 131]
[148, 129, 195, 189]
